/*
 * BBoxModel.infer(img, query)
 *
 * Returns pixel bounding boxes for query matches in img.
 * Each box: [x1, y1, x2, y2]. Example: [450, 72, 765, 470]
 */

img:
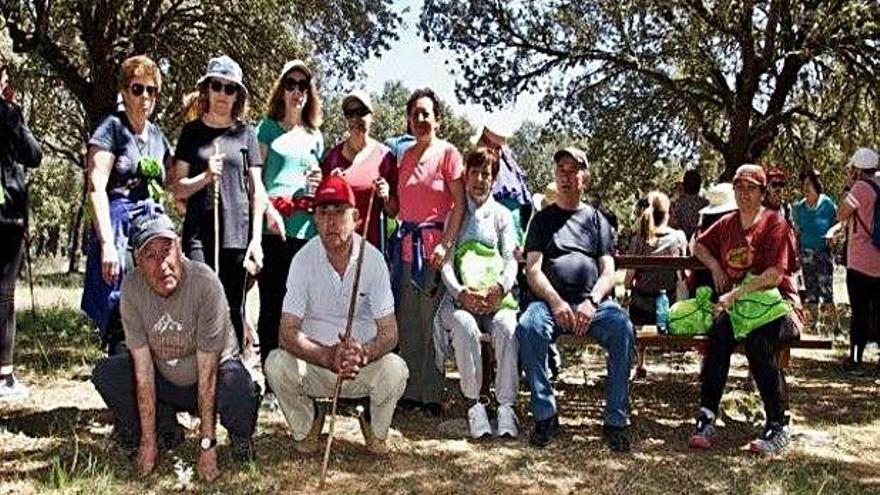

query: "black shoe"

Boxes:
[231, 435, 255, 463]
[157, 423, 185, 453]
[422, 402, 443, 417]
[603, 424, 631, 453]
[397, 398, 423, 412]
[529, 415, 560, 448]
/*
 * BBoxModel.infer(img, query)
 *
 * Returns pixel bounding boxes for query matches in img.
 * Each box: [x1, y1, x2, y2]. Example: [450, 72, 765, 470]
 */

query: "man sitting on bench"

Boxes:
[516, 147, 635, 452]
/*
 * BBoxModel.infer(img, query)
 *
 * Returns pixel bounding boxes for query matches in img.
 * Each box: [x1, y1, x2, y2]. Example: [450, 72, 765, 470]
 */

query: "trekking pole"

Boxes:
[319, 186, 377, 488]
[213, 141, 221, 275]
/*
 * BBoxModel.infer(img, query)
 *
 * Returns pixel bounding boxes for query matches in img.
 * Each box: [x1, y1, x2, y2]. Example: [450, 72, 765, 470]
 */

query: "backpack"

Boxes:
[853, 179, 880, 249]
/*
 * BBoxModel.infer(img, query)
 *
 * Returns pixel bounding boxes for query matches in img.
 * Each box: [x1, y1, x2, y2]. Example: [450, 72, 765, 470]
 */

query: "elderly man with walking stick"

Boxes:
[265, 175, 408, 455]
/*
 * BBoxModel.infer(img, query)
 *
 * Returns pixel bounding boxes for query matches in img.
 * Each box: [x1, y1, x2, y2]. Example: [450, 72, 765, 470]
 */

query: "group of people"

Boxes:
[0, 53, 878, 483]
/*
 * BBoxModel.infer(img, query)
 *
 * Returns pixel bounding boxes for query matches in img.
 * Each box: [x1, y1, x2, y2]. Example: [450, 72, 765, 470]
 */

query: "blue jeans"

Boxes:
[517, 300, 634, 427]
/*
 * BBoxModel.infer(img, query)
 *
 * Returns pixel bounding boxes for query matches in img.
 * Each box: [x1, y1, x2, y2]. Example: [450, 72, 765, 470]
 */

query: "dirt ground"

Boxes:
[1, 269, 879, 494]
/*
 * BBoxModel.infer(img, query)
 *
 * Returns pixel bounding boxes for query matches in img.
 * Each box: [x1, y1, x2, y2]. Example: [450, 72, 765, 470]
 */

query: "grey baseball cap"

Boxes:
[553, 146, 589, 169]
[130, 209, 177, 253]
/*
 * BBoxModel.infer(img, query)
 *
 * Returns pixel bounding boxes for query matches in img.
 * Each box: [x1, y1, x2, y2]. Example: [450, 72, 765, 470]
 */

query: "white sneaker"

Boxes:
[467, 403, 492, 439]
[496, 404, 518, 438]
[0, 374, 29, 400]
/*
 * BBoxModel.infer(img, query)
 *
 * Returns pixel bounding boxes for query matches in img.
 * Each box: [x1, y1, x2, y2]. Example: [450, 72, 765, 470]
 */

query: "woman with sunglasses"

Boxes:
[171, 55, 274, 350]
[82, 55, 173, 355]
[321, 90, 398, 247]
[253, 60, 324, 409]
[393, 88, 466, 416]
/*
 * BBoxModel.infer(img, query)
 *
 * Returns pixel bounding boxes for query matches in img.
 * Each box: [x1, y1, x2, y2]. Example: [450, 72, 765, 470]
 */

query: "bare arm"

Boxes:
[441, 178, 466, 248]
[169, 159, 213, 200]
[278, 313, 335, 369]
[130, 345, 157, 448]
[525, 251, 565, 309]
[590, 255, 617, 301]
[362, 314, 398, 364]
[248, 165, 269, 240]
[86, 146, 115, 246]
[195, 350, 219, 440]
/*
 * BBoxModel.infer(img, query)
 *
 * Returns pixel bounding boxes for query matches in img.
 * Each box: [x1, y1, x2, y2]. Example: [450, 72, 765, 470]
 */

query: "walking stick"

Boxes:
[213, 141, 221, 275]
[319, 186, 377, 488]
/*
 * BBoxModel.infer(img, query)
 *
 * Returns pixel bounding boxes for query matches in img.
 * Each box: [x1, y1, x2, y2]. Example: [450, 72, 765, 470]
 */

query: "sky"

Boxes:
[357, 0, 547, 134]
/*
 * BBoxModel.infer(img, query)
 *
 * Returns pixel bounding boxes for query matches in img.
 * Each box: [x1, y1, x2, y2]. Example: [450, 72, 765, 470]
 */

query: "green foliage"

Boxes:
[420, 0, 880, 178]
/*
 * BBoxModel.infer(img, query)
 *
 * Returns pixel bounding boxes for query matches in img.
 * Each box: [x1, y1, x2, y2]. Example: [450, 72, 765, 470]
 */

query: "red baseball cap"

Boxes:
[314, 175, 356, 207]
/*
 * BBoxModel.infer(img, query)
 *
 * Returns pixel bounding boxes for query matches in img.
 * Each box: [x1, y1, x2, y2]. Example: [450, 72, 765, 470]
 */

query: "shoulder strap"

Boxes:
[852, 180, 879, 234]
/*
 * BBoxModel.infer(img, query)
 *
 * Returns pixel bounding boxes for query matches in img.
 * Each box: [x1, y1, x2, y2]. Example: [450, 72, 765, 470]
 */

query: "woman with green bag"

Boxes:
[687, 164, 803, 456]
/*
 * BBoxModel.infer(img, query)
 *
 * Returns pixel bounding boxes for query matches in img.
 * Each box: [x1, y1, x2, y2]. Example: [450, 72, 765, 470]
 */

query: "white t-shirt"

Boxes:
[282, 234, 394, 346]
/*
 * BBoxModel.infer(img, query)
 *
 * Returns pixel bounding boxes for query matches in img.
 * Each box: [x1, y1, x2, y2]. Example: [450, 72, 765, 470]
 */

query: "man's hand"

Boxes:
[573, 299, 597, 336]
[136, 440, 158, 477]
[243, 238, 264, 276]
[196, 447, 220, 482]
[333, 338, 366, 379]
[550, 298, 576, 332]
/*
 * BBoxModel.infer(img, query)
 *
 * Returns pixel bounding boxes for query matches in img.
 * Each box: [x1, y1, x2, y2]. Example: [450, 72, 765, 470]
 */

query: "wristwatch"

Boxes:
[586, 294, 600, 307]
[200, 437, 217, 451]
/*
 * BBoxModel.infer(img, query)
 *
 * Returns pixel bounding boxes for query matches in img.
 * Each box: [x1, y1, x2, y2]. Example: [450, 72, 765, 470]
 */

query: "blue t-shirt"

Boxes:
[793, 194, 837, 251]
[89, 111, 172, 201]
[524, 203, 615, 305]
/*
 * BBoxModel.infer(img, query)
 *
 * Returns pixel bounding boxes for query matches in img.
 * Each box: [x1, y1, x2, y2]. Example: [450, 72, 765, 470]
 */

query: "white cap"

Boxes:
[848, 147, 879, 170]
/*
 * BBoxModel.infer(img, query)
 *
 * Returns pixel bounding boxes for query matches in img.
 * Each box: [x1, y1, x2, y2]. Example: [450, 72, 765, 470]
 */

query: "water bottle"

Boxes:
[655, 289, 670, 335]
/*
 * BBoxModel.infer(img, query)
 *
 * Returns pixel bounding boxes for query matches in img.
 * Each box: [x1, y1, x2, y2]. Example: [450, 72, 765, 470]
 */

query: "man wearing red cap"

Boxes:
[264, 175, 408, 454]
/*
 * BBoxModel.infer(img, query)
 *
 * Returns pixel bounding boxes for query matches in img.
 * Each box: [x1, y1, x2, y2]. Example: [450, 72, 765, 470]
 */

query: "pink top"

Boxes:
[322, 141, 397, 247]
[397, 139, 463, 263]
[846, 179, 880, 277]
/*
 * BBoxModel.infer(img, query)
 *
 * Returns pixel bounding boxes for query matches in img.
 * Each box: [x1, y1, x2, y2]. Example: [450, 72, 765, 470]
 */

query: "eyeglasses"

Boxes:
[209, 80, 238, 96]
[282, 77, 310, 93]
[129, 83, 158, 97]
[769, 181, 785, 188]
[343, 106, 370, 119]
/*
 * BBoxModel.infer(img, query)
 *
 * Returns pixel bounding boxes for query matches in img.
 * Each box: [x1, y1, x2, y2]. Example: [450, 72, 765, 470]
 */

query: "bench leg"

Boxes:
[480, 341, 494, 400]
[635, 343, 647, 378]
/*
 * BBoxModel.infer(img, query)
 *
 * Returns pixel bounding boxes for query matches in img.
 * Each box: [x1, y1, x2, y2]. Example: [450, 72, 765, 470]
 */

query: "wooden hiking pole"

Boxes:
[212, 141, 221, 274]
[319, 186, 377, 488]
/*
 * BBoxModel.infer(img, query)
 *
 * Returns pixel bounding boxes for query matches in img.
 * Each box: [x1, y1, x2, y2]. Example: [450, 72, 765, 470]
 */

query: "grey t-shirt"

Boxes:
[121, 258, 239, 387]
[175, 119, 262, 250]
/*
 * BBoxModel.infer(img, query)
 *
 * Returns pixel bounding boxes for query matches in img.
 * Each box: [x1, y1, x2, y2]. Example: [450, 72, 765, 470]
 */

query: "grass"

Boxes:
[0, 274, 878, 494]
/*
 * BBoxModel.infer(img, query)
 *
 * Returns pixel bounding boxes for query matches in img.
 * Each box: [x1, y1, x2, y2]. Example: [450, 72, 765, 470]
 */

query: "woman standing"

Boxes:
[254, 60, 323, 408]
[394, 88, 466, 415]
[792, 170, 838, 333]
[171, 55, 273, 349]
[836, 147, 880, 370]
[0, 64, 42, 397]
[81, 56, 171, 355]
[322, 90, 397, 247]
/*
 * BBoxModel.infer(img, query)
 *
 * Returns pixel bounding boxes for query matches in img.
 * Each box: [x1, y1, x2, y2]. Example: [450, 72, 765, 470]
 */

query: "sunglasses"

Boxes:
[769, 181, 785, 188]
[343, 106, 370, 119]
[209, 80, 238, 96]
[282, 77, 310, 93]
[129, 83, 158, 97]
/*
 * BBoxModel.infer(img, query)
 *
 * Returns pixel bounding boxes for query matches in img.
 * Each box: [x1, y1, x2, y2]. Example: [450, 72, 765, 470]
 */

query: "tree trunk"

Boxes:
[67, 171, 88, 274]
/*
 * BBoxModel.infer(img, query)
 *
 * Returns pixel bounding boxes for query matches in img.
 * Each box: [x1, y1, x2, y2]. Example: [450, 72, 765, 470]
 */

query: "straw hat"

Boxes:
[699, 183, 738, 215]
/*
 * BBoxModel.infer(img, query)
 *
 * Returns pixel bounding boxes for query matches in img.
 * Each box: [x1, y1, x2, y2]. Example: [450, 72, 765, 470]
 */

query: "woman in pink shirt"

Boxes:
[393, 88, 466, 415]
[321, 90, 398, 246]
[837, 147, 880, 370]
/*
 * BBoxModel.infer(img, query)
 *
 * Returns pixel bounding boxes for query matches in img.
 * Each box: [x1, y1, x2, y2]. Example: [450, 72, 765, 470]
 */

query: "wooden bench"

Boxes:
[477, 254, 833, 395]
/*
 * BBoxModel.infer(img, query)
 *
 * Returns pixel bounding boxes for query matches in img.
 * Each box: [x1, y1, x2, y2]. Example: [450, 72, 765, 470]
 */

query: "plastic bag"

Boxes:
[455, 239, 518, 311]
[728, 277, 790, 340]
[669, 286, 715, 336]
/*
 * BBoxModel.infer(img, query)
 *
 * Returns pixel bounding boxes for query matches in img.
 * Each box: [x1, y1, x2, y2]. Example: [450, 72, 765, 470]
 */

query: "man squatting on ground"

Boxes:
[265, 175, 409, 454]
[92, 207, 260, 481]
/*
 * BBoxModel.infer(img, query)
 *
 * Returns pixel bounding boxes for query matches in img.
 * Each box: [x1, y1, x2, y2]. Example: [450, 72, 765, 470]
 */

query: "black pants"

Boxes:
[187, 242, 248, 350]
[700, 313, 789, 424]
[257, 235, 308, 394]
[92, 353, 260, 445]
[0, 225, 25, 367]
[846, 268, 880, 353]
